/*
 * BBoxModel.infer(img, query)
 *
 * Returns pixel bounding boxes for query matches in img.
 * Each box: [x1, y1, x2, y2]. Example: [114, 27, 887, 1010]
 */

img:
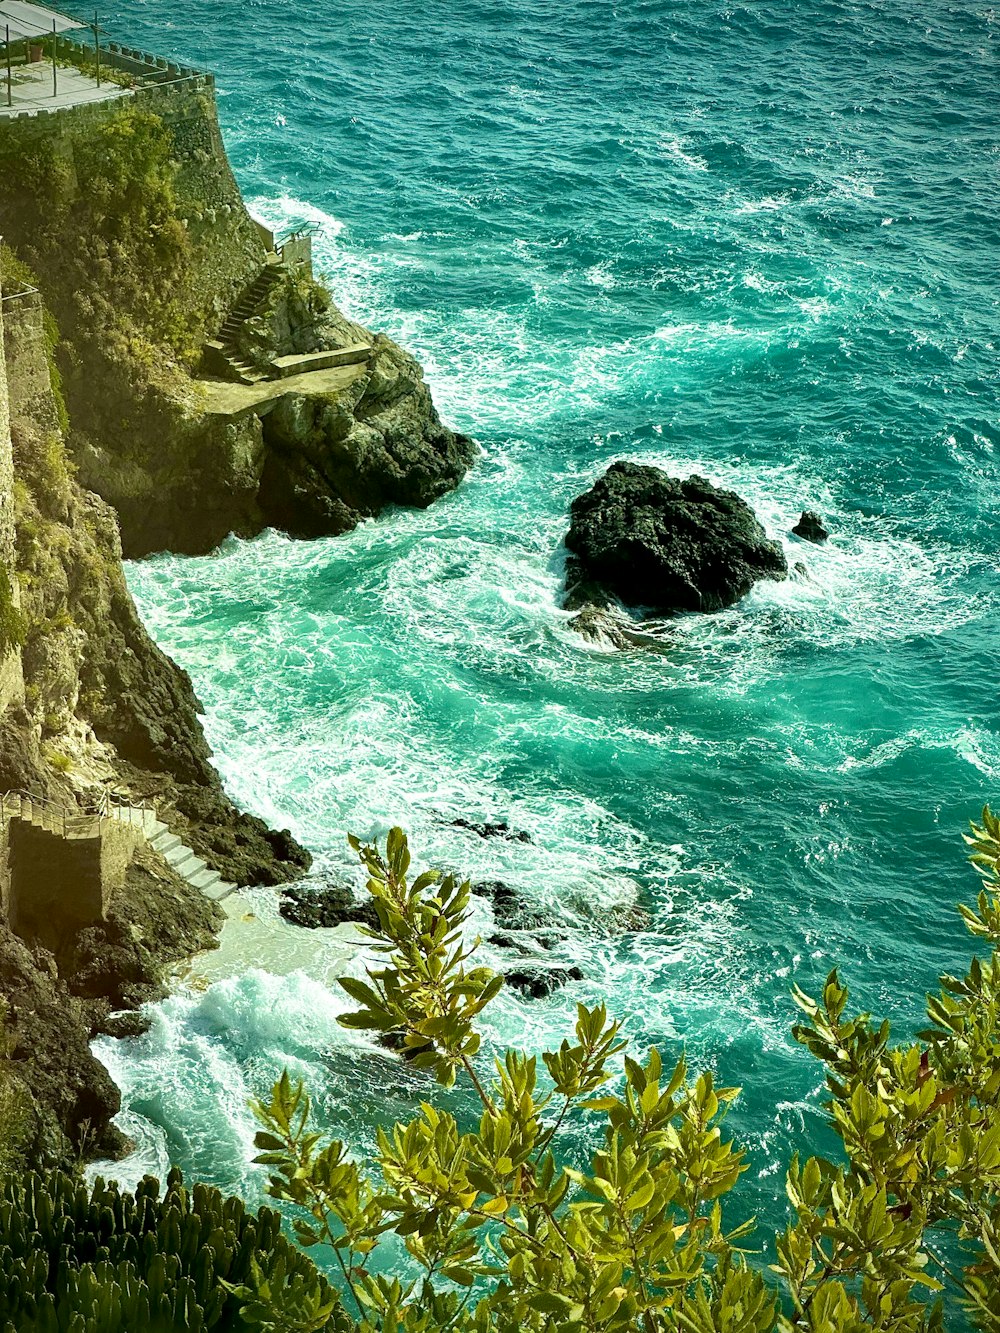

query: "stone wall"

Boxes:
[0, 294, 14, 569]
[0, 271, 25, 714]
[3, 815, 141, 951]
[2, 294, 57, 437]
[0, 79, 267, 332]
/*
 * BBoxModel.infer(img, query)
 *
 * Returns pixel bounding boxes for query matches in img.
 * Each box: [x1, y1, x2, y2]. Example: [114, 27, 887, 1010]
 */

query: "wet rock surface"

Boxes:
[279, 881, 379, 931]
[503, 964, 585, 999]
[564, 461, 788, 617]
[448, 817, 533, 844]
[791, 509, 829, 542]
[474, 879, 561, 935]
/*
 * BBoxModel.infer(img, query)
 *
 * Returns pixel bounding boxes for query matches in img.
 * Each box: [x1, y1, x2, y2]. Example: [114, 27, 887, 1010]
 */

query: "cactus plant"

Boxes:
[0, 1167, 340, 1332]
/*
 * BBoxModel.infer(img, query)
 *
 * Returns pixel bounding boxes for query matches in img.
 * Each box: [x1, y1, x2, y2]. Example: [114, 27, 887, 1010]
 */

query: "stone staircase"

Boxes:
[123, 806, 238, 903]
[202, 258, 373, 388]
[0, 791, 238, 903]
[205, 261, 284, 386]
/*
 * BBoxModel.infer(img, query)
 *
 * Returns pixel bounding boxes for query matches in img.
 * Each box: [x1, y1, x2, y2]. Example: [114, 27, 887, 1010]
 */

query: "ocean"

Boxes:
[92, 0, 999, 1253]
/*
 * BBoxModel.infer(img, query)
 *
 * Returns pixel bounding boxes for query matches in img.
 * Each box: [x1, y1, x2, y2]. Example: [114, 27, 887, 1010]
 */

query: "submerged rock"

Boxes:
[473, 880, 559, 934]
[564, 461, 787, 617]
[791, 510, 829, 543]
[279, 881, 379, 932]
[98, 1011, 152, 1041]
[568, 605, 674, 652]
[449, 818, 533, 844]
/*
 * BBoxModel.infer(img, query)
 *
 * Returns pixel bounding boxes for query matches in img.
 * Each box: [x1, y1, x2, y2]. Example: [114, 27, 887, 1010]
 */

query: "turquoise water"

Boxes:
[93, 0, 999, 1246]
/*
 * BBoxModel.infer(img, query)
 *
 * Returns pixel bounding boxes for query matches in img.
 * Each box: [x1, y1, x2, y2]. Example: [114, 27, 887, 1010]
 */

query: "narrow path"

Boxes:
[196, 359, 369, 415]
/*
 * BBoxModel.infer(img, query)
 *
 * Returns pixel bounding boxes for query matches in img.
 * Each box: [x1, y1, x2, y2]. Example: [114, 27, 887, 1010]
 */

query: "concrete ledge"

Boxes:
[197, 359, 370, 415]
[270, 344, 372, 378]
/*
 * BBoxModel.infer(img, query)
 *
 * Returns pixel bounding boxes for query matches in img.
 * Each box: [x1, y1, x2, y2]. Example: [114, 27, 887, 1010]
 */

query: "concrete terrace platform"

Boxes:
[0, 62, 130, 117]
[197, 360, 369, 416]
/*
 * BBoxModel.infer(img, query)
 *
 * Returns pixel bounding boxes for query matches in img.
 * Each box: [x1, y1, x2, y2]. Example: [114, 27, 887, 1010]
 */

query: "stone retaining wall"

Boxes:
[1, 814, 142, 950]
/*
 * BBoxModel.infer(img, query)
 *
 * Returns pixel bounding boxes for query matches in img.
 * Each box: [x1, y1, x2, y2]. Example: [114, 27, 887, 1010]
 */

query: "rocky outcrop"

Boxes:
[257, 331, 475, 544]
[0, 91, 474, 559]
[446, 817, 533, 844]
[564, 461, 787, 618]
[4, 283, 309, 889]
[279, 881, 379, 931]
[792, 510, 829, 543]
[503, 964, 585, 999]
[1, 847, 220, 1166]
[0, 254, 308, 1167]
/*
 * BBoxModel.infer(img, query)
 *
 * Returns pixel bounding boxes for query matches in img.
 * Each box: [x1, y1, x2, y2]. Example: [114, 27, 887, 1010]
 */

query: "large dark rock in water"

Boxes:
[504, 964, 585, 999]
[564, 461, 787, 615]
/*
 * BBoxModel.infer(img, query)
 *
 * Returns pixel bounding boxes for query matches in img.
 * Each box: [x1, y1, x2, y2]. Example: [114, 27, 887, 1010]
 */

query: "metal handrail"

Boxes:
[279, 221, 323, 245]
[0, 284, 39, 304]
[0, 786, 153, 836]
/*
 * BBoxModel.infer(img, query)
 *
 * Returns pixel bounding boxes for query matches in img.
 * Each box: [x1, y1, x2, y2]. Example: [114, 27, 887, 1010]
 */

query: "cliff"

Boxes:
[0, 60, 474, 1165]
[0, 256, 314, 1165]
[0, 82, 475, 557]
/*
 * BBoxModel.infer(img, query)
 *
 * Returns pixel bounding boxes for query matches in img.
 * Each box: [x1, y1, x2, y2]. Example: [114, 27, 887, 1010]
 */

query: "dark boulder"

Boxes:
[280, 882, 379, 932]
[474, 880, 558, 934]
[564, 461, 787, 616]
[504, 965, 585, 999]
[791, 510, 829, 543]
[98, 1011, 152, 1040]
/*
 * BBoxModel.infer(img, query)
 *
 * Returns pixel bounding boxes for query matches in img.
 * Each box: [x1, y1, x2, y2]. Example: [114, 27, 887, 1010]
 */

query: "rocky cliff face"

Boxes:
[2, 284, 309, 887]
[0, 87, 474, 558]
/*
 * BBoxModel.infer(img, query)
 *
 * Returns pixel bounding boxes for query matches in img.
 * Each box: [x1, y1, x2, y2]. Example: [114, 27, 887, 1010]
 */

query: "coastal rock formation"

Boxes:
[1, 848, 220, 1165]
[447, 817, 533, 844]
[258, 332, 474, 544]
[792, 509, 829, 543]
[564, 461, 788, 617]
[503, 964, 585, 999]
[0, 91, 474, 558]
[0, 252, 307, 1165]
[279, 881, 379, 931]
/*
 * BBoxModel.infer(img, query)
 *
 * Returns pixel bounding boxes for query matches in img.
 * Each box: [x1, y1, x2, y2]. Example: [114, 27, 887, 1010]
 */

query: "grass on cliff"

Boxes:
[0, 1000, 28, 1178]
[0, 104, 201, 409]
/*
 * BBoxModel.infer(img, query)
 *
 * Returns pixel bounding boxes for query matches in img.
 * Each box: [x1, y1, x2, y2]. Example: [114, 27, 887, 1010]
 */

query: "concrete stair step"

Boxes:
[204, 879, 237, 902]
[150, 831, 183, 855]
[172, 852, 206, 878]
[162, 841, 195, 865]
[189, 868, 222, 891]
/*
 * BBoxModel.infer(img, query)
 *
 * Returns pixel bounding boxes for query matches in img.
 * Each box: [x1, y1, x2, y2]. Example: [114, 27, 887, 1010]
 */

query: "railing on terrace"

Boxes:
[0, 787, 154, 837]
[0, 23, 213, 118]
[278, 221, 323, 246]
[78, 38, 212, 92]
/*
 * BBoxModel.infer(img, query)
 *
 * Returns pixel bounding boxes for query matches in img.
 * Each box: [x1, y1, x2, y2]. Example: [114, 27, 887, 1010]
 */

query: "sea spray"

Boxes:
[96, 0, 1000, 1243]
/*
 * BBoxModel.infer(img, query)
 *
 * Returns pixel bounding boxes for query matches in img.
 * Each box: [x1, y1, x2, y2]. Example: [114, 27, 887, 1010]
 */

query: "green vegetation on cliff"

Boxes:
[0, 1000, 27, 1179]
[0, 104, 197, 373]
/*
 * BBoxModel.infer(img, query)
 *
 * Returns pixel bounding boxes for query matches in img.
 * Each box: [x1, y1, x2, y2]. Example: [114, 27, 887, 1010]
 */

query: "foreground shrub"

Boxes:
[245, 818, 1000, 1333]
